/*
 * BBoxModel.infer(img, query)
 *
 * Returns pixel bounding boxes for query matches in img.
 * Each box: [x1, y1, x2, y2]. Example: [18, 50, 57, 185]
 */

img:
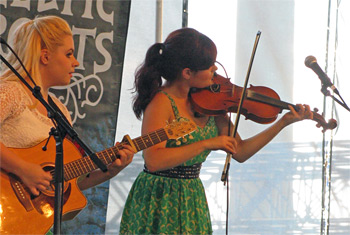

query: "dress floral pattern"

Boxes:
[120, 91, 218, 234]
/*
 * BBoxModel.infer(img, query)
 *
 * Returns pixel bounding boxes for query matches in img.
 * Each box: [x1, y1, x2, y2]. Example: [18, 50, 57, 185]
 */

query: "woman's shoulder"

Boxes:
[144, 90, 174, 118]
[0, 80, 23, 91]
[0, 81, 29, 103]
[151, 90, 172, 104]
[0, 81, 30, 122]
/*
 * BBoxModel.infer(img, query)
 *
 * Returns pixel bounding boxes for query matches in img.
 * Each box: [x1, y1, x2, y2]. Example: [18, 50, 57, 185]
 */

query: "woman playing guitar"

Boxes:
[0, 15, 135, 233]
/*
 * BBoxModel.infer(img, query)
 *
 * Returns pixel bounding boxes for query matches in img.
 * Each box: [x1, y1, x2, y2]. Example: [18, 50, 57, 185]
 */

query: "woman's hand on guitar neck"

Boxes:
[107, 143, 135, 176]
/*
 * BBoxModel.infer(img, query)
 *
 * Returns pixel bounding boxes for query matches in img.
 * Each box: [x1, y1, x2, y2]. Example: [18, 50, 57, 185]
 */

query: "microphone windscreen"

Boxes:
[304, 55, 317, 68]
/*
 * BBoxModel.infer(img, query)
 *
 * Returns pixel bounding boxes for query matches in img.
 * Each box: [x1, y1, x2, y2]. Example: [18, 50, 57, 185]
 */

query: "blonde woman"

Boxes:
[0, 15, 134, 197]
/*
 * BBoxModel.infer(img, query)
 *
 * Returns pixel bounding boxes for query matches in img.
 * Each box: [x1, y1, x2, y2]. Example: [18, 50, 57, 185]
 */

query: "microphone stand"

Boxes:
[321, 84, 350, 112]
[0, 42, 108, 234]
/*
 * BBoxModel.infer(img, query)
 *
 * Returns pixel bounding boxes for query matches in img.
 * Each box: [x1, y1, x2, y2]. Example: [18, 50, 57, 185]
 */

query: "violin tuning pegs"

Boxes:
[313, 107, 319, 113]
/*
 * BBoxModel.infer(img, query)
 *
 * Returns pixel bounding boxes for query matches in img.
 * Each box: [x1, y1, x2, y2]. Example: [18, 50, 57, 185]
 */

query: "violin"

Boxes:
[189, 73, 337, 132]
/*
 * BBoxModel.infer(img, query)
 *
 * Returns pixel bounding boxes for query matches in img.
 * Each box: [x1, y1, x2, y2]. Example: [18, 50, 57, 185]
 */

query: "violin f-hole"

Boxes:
[209, 84, 220, 92]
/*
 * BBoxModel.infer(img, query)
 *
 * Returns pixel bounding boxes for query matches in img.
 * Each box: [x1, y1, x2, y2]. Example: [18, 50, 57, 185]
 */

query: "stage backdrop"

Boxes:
[0, 0, 131, 233]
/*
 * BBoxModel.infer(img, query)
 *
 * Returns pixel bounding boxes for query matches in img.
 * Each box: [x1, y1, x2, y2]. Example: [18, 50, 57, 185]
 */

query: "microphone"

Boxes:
[304, 55, 339, 95]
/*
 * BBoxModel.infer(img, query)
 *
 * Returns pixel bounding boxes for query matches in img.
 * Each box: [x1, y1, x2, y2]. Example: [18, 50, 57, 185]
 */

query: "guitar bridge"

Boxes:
[9, 173, 34, 211]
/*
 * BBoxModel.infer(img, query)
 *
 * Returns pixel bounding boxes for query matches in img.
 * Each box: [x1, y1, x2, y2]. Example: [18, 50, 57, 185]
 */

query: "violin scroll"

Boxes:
[312, 108, 337, 133]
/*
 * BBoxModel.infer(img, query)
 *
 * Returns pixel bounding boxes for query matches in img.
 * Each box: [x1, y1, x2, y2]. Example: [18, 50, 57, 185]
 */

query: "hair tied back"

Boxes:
[159, 43, 166, 55]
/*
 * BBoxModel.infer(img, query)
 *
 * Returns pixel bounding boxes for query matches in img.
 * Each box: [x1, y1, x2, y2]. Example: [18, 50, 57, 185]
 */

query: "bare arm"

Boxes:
[77, 144, 135, 191]
[142, 93, 237, 172]
[222, 104, 314, 163]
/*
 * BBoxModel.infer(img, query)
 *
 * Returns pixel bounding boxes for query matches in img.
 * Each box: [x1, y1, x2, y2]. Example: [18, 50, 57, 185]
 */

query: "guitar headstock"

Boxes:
[164, 118, 197, 140]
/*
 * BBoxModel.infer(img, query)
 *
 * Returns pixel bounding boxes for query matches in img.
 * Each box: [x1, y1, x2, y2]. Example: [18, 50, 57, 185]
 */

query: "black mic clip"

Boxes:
[321, 84, 331, 97]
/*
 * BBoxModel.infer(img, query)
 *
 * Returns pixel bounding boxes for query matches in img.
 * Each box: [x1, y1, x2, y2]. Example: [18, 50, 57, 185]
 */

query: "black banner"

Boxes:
[0, 0, 131, 233]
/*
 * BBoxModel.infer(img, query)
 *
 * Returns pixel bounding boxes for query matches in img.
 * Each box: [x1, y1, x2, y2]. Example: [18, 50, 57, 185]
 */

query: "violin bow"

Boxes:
[221, 31, 262, 183]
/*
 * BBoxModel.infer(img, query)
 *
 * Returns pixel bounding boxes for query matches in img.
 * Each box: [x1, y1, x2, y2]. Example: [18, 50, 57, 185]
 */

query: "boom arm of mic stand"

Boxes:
[321, 84, 350, 112]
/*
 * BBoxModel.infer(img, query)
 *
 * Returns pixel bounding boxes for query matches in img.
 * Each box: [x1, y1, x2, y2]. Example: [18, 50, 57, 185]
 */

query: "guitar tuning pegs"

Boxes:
[182, 137, 187, 143]
[188, 134, 194, 140]
[176, 140, 181, 146]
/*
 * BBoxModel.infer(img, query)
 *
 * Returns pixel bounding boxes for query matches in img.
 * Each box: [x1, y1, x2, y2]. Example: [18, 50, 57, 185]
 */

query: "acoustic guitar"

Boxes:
[0, 119, 196, 234]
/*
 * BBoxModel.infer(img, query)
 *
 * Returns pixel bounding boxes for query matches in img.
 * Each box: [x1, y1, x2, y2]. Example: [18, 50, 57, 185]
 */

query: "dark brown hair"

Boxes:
[132, 28, 217, 119]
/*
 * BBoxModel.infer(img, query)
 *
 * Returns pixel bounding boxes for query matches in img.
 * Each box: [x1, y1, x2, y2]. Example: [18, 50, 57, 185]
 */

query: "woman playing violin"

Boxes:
[119, 27, 313, 234]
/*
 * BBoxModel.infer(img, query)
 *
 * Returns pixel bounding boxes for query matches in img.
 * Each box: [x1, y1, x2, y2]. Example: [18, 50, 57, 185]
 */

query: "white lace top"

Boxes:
[0, 81, 72, 148]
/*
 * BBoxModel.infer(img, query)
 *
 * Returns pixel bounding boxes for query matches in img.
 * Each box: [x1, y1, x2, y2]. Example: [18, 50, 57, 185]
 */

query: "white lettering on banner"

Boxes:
[72, 26, 97, 71]
[0, 14, 6, 56]
[0, 17, 30, 56]
[79, 0, 113, 25]
[61, 0, 73, 16]
[3, 0, 114, 23]
[0, 14, 6, 35]
[82, 0, 93, 19]
[0, 0, 117, 123]
[96, 0, 114, 25]
[37, 0, 58, 12]
[10, 0, 30, 10]
[51, 73, 104, 124]
[94, 31, 113, 74]
[0, 0, 8, 7]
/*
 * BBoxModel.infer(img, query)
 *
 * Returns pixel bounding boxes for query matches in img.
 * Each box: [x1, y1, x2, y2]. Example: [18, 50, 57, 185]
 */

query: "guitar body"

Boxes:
[0, 119, 197, 234]
[0, 138, 87, 234]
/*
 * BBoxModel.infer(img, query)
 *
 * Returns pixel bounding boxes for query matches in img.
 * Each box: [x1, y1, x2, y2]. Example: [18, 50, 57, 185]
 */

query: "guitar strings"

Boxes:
[47, 129, 168, 182]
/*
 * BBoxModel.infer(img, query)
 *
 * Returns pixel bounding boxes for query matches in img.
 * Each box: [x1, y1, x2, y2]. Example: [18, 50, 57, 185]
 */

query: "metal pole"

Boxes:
[156, 0, 163, 42]
[182, 0, 188, 28]
[321, 0, 336, 234]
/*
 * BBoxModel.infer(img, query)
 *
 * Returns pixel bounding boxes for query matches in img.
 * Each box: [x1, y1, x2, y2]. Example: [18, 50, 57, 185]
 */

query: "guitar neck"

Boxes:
[64, 128, 168, 181]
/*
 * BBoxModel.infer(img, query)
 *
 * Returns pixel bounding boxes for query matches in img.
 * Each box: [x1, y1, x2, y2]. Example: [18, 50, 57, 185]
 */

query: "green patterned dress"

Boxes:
[120, 92, 218, 234]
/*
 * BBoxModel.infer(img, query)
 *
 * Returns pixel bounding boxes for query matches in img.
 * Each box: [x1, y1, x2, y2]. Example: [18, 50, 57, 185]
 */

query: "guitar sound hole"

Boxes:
[41, 164, 69, 197]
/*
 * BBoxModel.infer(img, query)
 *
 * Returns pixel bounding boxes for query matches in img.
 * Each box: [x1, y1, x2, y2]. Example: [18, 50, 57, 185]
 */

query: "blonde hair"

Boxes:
[1, 15, 72, 87]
